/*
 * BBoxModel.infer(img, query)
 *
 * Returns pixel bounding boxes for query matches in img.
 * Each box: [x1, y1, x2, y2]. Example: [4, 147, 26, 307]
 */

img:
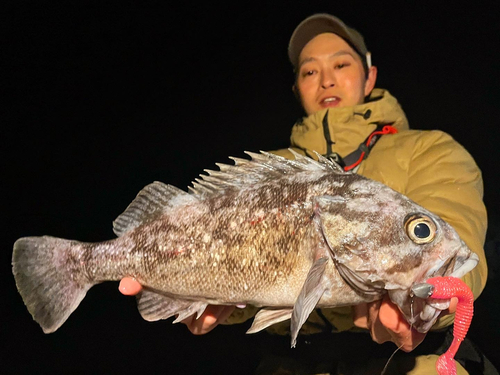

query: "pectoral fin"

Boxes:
[136, 290, 207, 323]
[290, 257, 328, 347]
[246, 308, 293, 334]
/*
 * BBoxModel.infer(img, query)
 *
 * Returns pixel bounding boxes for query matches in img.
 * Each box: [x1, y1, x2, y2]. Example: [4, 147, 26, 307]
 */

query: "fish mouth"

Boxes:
[449, 251, 479, 278]
[405, 248, 479, 333]
[423, 246, 479, 280]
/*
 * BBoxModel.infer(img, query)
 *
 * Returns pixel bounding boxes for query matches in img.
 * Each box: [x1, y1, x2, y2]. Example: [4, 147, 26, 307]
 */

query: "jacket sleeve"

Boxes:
[404, 130, 488, 330]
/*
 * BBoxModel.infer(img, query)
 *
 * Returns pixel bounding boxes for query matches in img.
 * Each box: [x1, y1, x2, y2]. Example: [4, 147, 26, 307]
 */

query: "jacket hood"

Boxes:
[290, 89, 409, 158]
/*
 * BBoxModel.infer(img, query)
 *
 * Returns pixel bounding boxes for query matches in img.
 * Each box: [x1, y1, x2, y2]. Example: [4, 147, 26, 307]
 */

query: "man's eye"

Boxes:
[302, 70, 315, 77]
[335, 63, 349, 69]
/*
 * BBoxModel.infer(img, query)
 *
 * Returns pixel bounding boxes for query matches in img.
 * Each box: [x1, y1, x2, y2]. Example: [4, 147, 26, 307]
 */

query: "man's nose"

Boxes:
[321, 70, 336, 89]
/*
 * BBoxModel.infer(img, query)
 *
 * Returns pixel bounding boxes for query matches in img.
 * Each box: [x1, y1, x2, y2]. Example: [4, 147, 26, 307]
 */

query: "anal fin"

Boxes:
[136, 290, 207, 323]
[246, 308, 293, 334]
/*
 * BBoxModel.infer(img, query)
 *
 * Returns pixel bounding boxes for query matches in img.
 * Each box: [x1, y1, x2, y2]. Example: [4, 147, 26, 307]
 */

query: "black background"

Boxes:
[3, 2, 500, 374]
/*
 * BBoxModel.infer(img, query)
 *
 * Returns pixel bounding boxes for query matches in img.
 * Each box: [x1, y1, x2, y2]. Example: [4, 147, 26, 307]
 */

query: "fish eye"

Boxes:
[404, 214, 437, 244]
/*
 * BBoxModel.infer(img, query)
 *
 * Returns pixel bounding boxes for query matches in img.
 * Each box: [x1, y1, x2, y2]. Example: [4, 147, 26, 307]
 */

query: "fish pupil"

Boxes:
[414, 223, 431, 239]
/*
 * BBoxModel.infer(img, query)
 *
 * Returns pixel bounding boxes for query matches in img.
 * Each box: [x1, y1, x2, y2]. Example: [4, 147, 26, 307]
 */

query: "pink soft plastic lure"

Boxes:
[412, 276, 474, 375]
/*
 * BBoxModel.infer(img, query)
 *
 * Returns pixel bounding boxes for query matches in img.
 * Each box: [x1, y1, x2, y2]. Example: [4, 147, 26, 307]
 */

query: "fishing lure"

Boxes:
[412, 276, 474, 375]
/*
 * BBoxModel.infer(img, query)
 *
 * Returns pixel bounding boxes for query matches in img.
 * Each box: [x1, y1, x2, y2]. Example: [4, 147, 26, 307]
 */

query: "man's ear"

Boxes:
[364, 66, 378, 97]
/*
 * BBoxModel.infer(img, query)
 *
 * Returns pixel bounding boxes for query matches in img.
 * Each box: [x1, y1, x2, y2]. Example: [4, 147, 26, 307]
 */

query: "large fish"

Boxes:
[12, 151, 478, 346]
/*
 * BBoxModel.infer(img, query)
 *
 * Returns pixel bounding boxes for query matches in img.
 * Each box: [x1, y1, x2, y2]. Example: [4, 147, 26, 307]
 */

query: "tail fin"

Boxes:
[12, 236, 93, 333]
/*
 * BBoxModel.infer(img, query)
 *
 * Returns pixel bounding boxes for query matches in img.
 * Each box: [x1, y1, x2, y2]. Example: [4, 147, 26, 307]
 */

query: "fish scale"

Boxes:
[12, 150, 478, 347]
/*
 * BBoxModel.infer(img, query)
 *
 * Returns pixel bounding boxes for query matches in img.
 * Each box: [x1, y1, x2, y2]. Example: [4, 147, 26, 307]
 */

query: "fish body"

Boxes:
[12, 151, 478, 346]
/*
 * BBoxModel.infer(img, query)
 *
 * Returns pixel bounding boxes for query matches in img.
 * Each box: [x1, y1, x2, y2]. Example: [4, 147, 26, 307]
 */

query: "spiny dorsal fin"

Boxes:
[309, 150, 345, 173]
[189, 149, 346, 198]
[113, 181, 197, 236]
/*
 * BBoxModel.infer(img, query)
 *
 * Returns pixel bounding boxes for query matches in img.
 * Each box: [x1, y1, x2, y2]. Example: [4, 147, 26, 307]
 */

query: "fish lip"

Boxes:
[449, 251, 479, 278]
[421, 245, 478, 282]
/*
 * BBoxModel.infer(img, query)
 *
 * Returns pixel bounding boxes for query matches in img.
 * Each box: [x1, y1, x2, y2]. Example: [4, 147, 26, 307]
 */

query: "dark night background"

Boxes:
[2, 2, 499, 374]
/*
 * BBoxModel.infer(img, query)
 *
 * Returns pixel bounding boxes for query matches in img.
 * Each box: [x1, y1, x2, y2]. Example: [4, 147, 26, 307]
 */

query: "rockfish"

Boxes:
[12, 151, 478, 346]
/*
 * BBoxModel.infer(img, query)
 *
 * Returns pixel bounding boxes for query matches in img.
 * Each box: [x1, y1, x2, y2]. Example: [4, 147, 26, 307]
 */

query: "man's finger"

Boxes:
[119, 277, 143, 296]
[352, 303, 369, 329]
[367, 299, 392, 344]
[183, 305, 235, 335]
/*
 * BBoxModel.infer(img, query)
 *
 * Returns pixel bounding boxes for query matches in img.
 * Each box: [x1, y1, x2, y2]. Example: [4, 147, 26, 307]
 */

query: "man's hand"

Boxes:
[353, 294, 426, 352]
[353, 294, 458, 352]
[118, 277, 235, 334]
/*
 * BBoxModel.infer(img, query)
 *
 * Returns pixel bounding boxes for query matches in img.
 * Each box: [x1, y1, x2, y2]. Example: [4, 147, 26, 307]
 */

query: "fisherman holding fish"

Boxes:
[14, 12, 493, 375]
[117, 13, 491, 374]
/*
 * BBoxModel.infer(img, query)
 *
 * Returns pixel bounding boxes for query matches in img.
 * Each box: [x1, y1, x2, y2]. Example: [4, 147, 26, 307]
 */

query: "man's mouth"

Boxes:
[320, 96, 341, 108]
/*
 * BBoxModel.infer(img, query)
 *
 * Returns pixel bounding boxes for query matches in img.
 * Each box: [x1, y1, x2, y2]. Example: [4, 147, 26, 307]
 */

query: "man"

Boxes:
[119, 14, 489, 373]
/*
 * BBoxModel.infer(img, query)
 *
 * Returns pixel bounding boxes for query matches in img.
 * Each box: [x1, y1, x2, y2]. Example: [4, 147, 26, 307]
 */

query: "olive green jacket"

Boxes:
[226, 88, 487, 334]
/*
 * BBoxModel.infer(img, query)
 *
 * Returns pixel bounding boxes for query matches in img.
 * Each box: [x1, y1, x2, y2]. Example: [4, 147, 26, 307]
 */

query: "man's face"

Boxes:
[296, 33, 375, 116]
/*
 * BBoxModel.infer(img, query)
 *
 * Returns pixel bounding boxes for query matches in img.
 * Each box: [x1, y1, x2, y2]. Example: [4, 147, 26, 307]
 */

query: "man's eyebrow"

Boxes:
[298, 50, 354, 69]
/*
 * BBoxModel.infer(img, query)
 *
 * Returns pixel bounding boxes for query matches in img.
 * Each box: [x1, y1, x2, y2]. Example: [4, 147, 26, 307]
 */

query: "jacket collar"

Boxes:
[290, 89, 409, 158]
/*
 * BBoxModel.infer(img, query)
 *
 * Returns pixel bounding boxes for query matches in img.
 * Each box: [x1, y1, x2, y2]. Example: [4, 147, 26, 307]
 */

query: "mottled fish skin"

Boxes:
[12, 151, 477, 341]
[85, 166, 363, 306]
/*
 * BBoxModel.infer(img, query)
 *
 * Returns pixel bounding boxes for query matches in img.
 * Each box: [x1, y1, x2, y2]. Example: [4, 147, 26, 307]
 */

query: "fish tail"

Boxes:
[12, 236, 94, 333]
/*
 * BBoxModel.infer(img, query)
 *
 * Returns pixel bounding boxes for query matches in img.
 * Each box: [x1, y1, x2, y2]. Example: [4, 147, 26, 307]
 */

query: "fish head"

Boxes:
[390, 211, 478, 332]
[314, 185, 478, 332]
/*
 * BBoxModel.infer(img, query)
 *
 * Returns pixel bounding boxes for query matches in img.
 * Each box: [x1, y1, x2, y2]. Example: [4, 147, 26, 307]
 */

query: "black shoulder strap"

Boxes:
[340, 124, 398, 171]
